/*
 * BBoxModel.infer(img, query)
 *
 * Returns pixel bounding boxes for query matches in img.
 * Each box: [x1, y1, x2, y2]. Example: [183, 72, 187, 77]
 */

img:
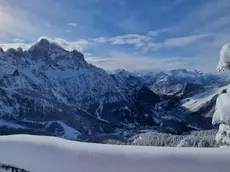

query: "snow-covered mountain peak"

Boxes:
[170, 68, 205, 76]
[28, 39, 67, 60]
[170, 69, 188, 74]
[72, 50, 84, 60]
[169, 69, 195, 78]
[34, 38, 65, 51]
[113, 69, 133, 78]
[13, 39, 92, 70]
[36, 38, 51, 47]
[17, 47, 23, 53]
[5, 48, 17, 56]
[6, 47, 26, 58]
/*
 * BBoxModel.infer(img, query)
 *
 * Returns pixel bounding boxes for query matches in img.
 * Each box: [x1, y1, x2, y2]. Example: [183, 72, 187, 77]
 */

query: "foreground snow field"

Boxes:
[0, 135, 229, 172]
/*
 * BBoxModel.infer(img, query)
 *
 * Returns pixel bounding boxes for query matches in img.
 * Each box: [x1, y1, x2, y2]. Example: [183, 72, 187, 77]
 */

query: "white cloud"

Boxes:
[136, 34, 211, 52]
[38, 37, 89, 52]
[68, 23, 78, 27]
[86, 52, 188, 71]
[147, 30, 164, 37]
[91, 34, 150, 45]
[110, 34, 150, 45]
[90, 31, 209, 53]
[0, 37, 90, 52]
[0, 43, 32, 51]
[91, 37, 108, 43]
[13, 38, 25, 43]
[138, 42, 163, 52]
[164, 34, 209, 47]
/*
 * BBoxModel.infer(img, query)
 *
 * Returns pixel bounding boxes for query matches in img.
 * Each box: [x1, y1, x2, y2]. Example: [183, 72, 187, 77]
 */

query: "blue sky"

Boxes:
[0, 0, 230, 73]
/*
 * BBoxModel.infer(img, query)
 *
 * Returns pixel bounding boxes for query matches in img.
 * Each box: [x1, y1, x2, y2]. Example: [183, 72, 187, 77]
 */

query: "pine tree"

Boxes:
[213, 43, 230, 147]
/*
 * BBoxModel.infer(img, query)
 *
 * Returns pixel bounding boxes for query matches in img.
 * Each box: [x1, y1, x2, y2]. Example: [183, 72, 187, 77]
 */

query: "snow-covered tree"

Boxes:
[212, 43, 230, 147]
[217, 43, 230, 72]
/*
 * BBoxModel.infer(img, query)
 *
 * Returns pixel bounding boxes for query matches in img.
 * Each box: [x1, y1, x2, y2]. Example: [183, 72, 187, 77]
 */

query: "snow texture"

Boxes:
[215, 124, 230, 146]
[0, 135, 230, 172]
[213, 93, 230, 125]
[217, 43, 230, 72]
[56, 121, 81, 139]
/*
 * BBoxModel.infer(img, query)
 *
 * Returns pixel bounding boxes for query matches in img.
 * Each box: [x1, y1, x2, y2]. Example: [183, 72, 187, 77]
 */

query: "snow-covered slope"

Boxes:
[0, 135, 229, 172]
[138, 69, 228, 96]
[148, 85, 228, 133]
[182, 85, 228, 112]
[169, 69, 225, 85]
[217, 43, 230, 71]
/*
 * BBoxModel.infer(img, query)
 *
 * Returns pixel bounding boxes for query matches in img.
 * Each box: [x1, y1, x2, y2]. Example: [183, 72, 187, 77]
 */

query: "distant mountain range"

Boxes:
[0, 39, 228, 140]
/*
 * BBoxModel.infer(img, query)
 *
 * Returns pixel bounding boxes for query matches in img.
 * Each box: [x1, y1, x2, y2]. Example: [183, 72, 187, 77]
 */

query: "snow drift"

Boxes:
[0, 135, 229, 172]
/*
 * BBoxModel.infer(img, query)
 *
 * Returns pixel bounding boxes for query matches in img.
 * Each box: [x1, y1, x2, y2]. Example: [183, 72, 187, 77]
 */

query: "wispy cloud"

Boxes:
[0, 2, 40, 41]
[91, 37, 108, 43]
[170, 0, 230, 34]
[68, 23, 78, 27]
[91, 34, 150, 45]
[86, 52, 189, 71]
[0, 31, 211, 55]
[164, 34, 209, 47]
[0, 37, 90, 52]
[0, 43, 32, 51]
[110, 34, 150, 45]
[136, 34, 211, 52]
[38, 37, 89, 52]
[137, 42, 162, 52]
[147, 29, 166, 37]
[13, 38, 25, 43]
[91, 31, 163, 46]
[91, 32, 210, 52]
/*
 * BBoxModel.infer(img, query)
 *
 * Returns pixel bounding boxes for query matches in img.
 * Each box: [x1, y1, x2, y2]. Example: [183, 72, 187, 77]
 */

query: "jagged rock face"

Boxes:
[111, 70, 160, 125]
[0, 39, 161, 138]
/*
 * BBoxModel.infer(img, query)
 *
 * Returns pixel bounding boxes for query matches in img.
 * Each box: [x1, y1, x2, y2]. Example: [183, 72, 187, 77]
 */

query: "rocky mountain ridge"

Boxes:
[0, 39, 160, 139]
